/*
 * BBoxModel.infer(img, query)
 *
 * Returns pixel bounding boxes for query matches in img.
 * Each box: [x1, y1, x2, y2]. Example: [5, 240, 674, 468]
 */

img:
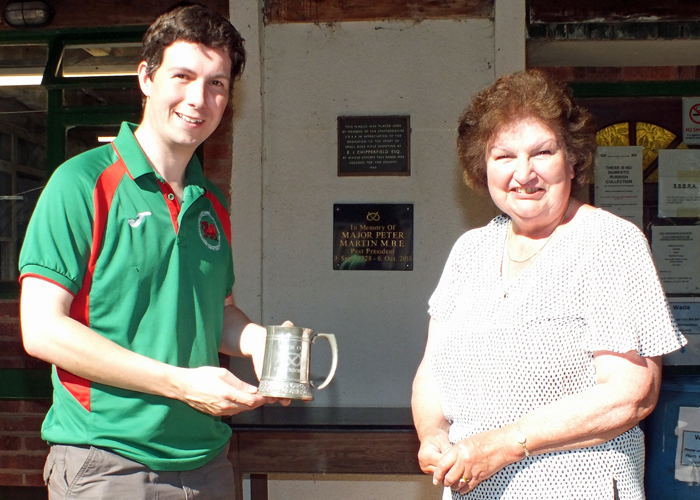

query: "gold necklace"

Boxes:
[506, 204, 569, 263]
[502, 204, 569, 298]
[506, 222, 558, 263]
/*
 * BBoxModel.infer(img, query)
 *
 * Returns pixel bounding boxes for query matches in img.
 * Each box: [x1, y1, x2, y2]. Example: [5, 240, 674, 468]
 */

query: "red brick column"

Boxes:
[0, 300, 50, 487]
[203, 106, 234, 203]
[0, 400, 50, 487]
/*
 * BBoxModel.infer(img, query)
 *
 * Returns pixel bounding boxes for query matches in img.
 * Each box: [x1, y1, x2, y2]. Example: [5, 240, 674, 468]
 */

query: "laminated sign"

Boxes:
[682, 98, 700, 145]
[658, 149, 700, 219]
[676, 406, 700, 482]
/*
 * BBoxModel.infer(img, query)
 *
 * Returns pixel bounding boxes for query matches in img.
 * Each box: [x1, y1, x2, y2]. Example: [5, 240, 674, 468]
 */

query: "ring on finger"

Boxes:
[458, 476, 471, 488]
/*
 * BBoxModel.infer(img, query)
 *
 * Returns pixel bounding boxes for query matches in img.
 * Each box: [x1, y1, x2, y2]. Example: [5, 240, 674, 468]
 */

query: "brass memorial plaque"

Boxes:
[337, 116, 410, 176]
[333, 203, 413, 271]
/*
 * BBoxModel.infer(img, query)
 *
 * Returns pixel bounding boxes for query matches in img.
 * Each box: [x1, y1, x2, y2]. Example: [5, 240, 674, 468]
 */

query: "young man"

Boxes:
[19, 5, 283, 498]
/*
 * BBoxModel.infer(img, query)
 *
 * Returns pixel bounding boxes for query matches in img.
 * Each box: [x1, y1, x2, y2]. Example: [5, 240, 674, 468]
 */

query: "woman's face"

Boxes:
[486, 117, 574, 232]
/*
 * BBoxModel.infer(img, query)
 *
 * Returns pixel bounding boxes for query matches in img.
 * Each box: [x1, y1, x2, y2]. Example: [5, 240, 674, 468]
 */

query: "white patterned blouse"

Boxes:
[428, 209, 687, 500]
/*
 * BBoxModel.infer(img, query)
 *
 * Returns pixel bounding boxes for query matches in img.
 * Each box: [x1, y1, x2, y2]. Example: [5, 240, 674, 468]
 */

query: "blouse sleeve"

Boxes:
[582, 217, 686, 356]
[428, 233, 471, 324]
[429, 249, 457, 324]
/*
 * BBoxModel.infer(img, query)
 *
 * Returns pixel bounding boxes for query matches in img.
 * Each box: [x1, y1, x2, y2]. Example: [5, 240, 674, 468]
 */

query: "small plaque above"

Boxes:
[333, 203, 413, 271]
[338, 116, 410, 176]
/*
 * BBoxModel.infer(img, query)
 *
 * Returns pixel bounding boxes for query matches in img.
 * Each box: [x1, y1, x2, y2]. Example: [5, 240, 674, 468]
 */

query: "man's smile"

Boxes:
[175, 112, 204, 124]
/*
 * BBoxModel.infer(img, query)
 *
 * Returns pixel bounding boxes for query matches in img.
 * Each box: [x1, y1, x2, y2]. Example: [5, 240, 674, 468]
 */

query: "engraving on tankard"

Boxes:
[257, 326, 338, 400]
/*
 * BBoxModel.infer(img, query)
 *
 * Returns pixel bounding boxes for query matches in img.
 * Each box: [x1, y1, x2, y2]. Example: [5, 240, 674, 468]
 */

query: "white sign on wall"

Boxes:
[668, 298, 700, 335]
[658, 149, 700, 218]
[664, 297, 700, 367]
[682, 97, 700, 145]
[675, 406, 700, 482]
[594, 146, 644, 228]
[651, 225, 700, 294]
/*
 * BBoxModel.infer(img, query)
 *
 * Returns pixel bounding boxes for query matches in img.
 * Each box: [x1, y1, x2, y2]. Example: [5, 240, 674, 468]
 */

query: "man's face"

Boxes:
[138, 41, 231, 154]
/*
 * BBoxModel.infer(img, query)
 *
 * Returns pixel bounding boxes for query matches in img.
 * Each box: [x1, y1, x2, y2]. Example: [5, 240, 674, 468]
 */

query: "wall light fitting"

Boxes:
[3, 1, 54, 28]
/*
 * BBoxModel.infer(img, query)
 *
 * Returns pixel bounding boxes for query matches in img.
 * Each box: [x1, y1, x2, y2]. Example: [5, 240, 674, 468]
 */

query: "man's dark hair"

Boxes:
[141, 3, 246, 85]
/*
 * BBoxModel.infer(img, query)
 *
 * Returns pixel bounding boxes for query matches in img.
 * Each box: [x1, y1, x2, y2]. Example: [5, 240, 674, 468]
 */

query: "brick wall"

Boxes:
[203, 106, 234, 202]
[0, 300, 50, 488]
[0, 400, 51, 487]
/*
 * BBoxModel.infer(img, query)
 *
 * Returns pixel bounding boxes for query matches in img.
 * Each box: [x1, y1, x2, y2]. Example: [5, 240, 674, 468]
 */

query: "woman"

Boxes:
[411, 69, 687, 500]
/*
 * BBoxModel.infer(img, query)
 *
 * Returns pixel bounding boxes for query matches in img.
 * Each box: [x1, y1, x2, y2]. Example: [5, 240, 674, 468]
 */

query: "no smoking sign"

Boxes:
[690, 103, 700, 125]
[683, 98, 700, 144]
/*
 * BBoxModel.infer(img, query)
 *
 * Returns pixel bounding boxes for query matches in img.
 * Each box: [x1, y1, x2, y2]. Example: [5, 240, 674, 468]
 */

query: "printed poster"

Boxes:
[668, 298, 700, 336]
[594, 146, 643, 228]
[664, 298, 700, 366]
[658, 149, 700, 218]
[651, 225, 700, 294]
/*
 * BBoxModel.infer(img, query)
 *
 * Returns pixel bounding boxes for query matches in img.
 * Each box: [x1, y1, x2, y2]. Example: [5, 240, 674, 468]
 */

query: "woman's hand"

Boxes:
[432, 426, 515, 494]
[412, 318, 455, 477]
[417, 428, 452, 474]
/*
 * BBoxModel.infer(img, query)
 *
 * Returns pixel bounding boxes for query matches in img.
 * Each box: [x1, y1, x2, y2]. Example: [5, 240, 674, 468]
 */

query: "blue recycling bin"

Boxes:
[644, 375, 700, 499]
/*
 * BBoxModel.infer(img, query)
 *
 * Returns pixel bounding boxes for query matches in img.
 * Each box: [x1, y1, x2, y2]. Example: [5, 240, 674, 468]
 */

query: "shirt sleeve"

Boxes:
[19, 161, 94, 295]
[582, 216, 686, 356]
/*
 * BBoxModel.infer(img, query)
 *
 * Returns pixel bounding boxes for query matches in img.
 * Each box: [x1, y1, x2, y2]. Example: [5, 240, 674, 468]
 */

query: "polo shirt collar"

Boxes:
[112, 122, 207, 190]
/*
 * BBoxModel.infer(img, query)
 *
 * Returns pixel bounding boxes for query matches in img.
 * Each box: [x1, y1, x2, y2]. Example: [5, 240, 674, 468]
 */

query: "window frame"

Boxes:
[0, 27, 145, 297]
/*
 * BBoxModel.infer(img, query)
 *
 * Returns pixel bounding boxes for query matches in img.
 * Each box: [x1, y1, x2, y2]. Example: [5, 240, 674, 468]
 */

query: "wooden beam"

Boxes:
[264, 0, 493, 24]
[236, 430, 422, 474]
[530, 0, 700, 24]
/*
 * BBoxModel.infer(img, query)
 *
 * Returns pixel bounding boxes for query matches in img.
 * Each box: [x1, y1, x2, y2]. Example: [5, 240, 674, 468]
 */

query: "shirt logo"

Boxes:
[198, 211, 221, 251]
[127, 211, 152, 228]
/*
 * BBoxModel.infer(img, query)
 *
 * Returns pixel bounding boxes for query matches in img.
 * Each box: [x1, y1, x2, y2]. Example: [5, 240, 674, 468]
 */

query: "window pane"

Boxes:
[66, 124, 121, 161]
[0, 131, 10, 161]
[0, 171, 11, 238]
[0, 171, 12, 279]
[61, 43, 141, 78]
[0, 86, 47, 283]
[63, 86, 142, 107]
[0, 44, 47, 86]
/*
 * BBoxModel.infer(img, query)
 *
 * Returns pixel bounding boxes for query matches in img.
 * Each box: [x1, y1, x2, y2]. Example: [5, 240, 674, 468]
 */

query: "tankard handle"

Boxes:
[310, 333, 338, 390]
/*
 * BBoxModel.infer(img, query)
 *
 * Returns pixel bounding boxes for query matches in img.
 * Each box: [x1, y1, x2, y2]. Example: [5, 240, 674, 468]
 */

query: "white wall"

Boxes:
[230, 18, 499, 407]
[228, 4, 502, 500]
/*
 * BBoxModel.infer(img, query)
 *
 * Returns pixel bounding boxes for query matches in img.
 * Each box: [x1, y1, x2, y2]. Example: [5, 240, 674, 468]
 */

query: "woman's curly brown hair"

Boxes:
[457, 69, 597, 193]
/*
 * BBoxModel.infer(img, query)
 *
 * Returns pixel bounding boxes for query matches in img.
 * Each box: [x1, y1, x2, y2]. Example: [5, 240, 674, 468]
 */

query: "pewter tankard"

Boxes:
[257, 326, 338, 400]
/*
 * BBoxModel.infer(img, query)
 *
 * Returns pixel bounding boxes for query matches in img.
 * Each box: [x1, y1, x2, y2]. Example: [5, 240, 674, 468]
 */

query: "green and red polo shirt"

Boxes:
[19, 122, 234, 471]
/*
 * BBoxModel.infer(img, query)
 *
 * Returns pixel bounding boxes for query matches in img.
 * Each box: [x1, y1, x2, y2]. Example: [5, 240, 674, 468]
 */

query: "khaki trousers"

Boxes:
[44, 443, 235, 500]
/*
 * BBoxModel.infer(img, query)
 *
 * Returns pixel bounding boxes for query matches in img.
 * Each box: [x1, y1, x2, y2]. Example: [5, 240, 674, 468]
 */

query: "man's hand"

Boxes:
[173, 365, 280, 416]
[22, 278, 291, 414]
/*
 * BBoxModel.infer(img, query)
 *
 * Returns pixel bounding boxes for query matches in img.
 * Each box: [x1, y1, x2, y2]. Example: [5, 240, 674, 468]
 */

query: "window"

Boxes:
[0, 85, 47, 286]
[0, 31, 144, 296]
